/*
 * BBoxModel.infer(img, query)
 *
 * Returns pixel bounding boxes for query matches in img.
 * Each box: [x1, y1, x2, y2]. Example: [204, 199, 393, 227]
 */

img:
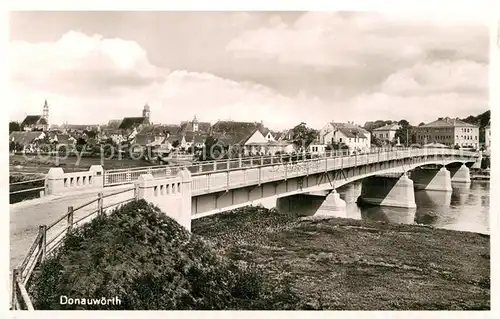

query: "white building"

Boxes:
[372, 123, 401, 142]
[484, 124, 491, 150]
[414, 117, 479, 149]
[318, 121, 371, 152]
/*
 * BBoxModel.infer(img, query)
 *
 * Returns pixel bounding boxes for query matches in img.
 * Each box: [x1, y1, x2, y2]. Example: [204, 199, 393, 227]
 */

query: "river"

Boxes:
[337, 180, 490, 234]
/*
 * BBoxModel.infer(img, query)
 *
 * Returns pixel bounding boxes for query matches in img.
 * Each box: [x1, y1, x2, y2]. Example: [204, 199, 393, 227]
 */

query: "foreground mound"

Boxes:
[29, 200, 302, 310]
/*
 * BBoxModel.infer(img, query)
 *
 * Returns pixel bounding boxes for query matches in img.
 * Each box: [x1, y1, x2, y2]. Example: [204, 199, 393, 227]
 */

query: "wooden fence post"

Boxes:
[98, 192, 104, 215]
[11, 268, 19, 309]
[67, 206, 74, 232]
[39, 225, 47, 262]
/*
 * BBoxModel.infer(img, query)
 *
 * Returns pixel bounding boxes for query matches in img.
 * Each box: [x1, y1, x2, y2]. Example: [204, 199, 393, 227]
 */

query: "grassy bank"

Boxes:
[10, 154, 155, 173]
[192, 206, 490, 310]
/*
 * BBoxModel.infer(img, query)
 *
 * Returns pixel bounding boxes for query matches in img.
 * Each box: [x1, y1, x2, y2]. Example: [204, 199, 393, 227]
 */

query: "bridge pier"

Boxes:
[358, 173, 416, 208]
[314, 189, 347, 217]
[471, 152, 482, 169]
[411, 167, 452, 191]
[448, 164, 471, 183]
[276, 189, 346, 218]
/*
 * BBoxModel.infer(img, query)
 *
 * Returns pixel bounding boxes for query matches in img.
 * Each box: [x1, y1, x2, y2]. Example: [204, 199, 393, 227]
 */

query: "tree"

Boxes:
[395, 119, 414, 146]
[9, 121, 21, 133]
[290, 122, 318, 150]
[418, 122, 425, 127]
[370, 135, 384, 147]
[200, 135, 221, 161]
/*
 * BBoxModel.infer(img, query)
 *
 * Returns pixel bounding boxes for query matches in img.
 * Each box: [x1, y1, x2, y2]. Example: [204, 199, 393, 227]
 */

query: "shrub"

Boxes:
[28, 200, 303, 310]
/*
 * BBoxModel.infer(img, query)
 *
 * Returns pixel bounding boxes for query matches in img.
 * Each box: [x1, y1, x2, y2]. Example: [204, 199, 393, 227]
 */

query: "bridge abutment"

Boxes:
[411, 167, 452, 191]
[136, 169, 193, 231]
[448, 164, 471, 183]
[358, 173, 416, 208]
[45, 165, 104, 195]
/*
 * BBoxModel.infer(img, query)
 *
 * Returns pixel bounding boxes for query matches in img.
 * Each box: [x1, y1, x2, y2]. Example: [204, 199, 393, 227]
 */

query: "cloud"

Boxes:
[10, 13, 489, 131]
[9, 31, 325, 130]
[225, 12, 489, 67]
[380, 59, 488, 96]
[10, 31, 167, 96]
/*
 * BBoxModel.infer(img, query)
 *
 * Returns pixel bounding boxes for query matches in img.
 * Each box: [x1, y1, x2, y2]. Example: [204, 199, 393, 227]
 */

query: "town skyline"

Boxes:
[9, 11, 489, 130]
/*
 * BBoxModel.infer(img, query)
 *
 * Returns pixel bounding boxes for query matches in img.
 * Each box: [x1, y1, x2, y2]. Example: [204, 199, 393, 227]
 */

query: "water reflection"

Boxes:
[337, 180, 489, 234]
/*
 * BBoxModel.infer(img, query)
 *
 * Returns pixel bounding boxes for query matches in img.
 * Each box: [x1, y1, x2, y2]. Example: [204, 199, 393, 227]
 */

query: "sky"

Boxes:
[8, 11, 489, 130]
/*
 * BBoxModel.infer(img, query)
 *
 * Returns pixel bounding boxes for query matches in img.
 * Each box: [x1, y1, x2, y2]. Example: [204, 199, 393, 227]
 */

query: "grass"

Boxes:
[10, 154, 156, 173]
[192, 206, 490, 310]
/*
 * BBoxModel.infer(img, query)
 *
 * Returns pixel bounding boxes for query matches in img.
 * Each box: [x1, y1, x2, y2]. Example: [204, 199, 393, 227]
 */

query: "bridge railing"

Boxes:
[11, 187, 136, 310]
[104, 148, 478, 187]
[190, 148, 479, 195]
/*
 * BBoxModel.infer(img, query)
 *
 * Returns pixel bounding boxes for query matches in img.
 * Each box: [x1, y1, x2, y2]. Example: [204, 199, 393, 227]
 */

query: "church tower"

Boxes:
[43, 99, 49, 122]
[42, 99, 49, 130]
[192, 115, 199, 132]
[143, 103, 151, 121]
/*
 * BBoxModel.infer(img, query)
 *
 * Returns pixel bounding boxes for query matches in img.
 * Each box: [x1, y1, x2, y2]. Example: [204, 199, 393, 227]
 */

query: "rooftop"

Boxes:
[419, 117, 478, 128]
[119, 117, 150, 129]
[22, 115, 46, 126]
[373, 123, 401, 131]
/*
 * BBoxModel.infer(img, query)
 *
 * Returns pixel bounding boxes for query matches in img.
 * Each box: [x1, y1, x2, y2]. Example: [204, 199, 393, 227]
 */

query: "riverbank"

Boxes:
[192, 206, 490, 310]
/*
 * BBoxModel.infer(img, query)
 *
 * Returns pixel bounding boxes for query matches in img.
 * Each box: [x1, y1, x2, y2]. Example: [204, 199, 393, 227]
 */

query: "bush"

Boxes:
[28, 200, 303, 310]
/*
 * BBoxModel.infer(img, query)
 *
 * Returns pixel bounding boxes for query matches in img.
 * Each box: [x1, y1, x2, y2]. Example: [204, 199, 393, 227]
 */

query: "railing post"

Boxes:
[198, 164, 203, 173]
[213, 161, 217, 171]
[226, 159, 230, 170]
[258, 166, 262, 185]
[238, 157, 242, 168]
[104, 172, 109, 186]
[11, 268, 19, 309]
[126, 172, 131, 183]
[271, 155, 274, 165]
[97, 192, 103, 216]
[39, 225, 47, 262]
[260, 156, 264, 166]
[67, 206, 74, 232]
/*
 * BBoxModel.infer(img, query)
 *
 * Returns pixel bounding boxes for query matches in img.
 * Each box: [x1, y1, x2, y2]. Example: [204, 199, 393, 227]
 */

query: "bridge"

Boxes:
[10, 147, 480, 309]
[39, 148, 480, 231]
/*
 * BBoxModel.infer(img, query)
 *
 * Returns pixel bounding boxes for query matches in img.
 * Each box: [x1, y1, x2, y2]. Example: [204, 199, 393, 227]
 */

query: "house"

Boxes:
[22, 115, 48, 132]
[318, 121, 371, 152]
[48, 132, 76, 146]
[372, 123, 401, 142]
[118, 104, 152, 130]
[21, 100, 49, 131]
[183, 132, 208, 150]
[259, 127, 275, 142]
[9, 131, 46, 152]
[273, 129, 293, 141]
[62, 124, 100, 133]
[211, 121, 294, 156]
[484, 122, 491, 151]
[414, 117, 479, 149]
[179, 115, 211, 134]
[118, 117, 150, 130]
